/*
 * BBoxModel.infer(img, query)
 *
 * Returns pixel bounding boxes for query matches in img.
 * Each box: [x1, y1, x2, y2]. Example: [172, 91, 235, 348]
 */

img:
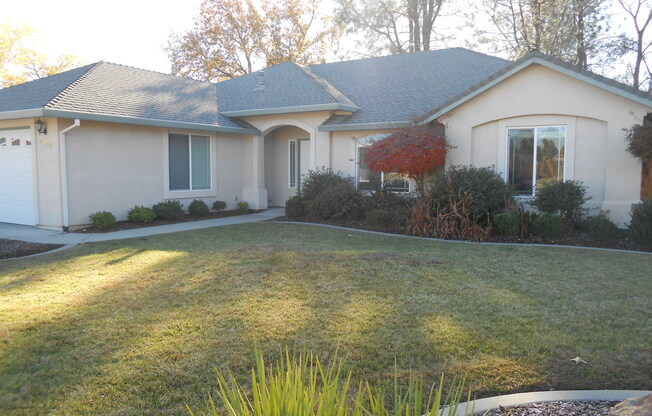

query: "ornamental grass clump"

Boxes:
[188, 350, 473, 416]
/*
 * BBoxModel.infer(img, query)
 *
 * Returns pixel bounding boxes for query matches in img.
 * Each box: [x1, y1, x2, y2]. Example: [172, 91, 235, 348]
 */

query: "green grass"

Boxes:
[0, 222, 650, 415]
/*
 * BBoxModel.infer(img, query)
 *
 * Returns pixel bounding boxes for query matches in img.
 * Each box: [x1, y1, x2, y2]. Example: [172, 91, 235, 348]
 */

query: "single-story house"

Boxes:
[0, 47, 649, 230]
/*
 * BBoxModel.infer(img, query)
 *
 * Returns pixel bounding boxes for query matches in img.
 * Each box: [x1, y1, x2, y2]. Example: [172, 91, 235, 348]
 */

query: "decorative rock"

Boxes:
[482, 400, 619, 415]
[610, 394, 652, 416]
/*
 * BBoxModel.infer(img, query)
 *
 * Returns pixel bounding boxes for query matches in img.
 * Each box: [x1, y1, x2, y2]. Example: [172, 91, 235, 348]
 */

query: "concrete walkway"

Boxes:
[0, 208, 285, 246]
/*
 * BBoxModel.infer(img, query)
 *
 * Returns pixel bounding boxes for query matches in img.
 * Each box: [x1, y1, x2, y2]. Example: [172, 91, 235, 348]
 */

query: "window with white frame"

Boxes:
[507, 126, 566, 195]
[356, 135, 409, 192]
[168, 133, 211, 191]
[288, 140, 297, 188]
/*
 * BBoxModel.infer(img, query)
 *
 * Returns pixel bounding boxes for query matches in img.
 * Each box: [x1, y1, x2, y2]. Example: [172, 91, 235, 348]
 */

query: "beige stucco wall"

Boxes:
[442, 63, 651, 226]
[263, 126, 309, 206]
[64, 120, 247, 227]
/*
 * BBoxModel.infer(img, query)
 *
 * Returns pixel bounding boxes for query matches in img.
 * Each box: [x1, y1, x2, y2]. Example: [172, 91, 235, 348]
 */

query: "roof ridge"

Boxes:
[99, 61, 217, 85]
[45, 62, 103, 108]
[295, 62, 358, 108]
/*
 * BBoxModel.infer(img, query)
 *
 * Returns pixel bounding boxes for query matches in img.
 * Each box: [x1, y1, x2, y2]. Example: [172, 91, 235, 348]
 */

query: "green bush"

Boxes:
[532, 180, 588, 225]
[285, 195, 306, 219]
[300, 168, 353, 201]
[364, 190, 412, 224]
[152, 200, 185, 220]
[429, 165, 513, 223]
[629, 199, 652, 246]
[212, 200, 227, 212]
[532, 212, 565, 239]
[89, 211, 116, 230]
[188, 199, 209, 217]
[493, 212, 520, 236]
[236, 201, 250, 212]
[586, 213, 619, 242]
[366, 209, 395, 228]
[306, 181, 365, 220]
[127, 205, 156, 223]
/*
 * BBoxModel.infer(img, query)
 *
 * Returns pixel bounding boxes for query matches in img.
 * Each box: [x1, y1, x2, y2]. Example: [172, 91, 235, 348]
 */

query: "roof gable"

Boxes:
[217, 61, 359, 116]
[0, 63, 96, 112]
[417, 51, 652, 124]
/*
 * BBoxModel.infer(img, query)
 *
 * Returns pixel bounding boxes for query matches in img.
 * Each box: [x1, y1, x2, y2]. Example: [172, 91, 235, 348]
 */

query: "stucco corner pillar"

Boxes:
[314, 130, 331, 170]
[243, 134, 268, 209]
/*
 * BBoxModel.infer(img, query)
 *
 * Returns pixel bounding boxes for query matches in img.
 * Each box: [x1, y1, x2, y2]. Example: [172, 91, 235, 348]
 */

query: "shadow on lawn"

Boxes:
[0, 223, 650, 415]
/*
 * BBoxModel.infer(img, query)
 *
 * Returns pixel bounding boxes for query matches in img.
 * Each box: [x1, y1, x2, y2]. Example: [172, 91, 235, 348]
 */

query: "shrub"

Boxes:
[300, 168, 353, 201]
[408, 195, 492, 242]
[152, 200, 184, 220]
[212, 200, 227, 212]
[629, 199, 652, 246]
[366, 209, 394, 228]
[190, 349, 472, 416]
[493, 212, 520, 236]
[429, 165, 512, 223]
[586, 213, 619, 242]
[285, 195, 306, 219]
[532, 180, 588, 225]
[236, 201, 250, 212]
[89, 211, 116, 230]
[127, 205, 156, 223]
[188, 199, 209, 217]
[364, 190, 412, 223]
[306, 181, 365, 220]
[532, 212, 565, 239]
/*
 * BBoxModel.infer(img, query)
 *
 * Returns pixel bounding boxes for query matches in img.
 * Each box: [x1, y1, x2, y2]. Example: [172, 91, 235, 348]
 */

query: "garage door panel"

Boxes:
[0, 129, 36, 225]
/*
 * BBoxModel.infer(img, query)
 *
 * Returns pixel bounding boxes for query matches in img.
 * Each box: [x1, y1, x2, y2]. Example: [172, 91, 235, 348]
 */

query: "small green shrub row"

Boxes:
[89, 198, 234, 229]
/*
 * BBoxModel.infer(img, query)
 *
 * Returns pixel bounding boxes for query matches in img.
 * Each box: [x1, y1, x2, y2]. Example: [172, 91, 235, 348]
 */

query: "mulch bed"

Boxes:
[275, 217, 652, 253]
[74, 210, 259, 233]
[0, 239, 63, 260]
[480, 400, 620, 415]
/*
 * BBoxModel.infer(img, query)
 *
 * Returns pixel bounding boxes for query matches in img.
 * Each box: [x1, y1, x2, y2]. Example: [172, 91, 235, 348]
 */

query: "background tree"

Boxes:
[478, 0, 607, 69]
[1, 22, 78, 88]
[366, 124, 448, 197]
[166, 0, 341, 82]
[334, 0, 445, 55]
[613, 0, 652, 90]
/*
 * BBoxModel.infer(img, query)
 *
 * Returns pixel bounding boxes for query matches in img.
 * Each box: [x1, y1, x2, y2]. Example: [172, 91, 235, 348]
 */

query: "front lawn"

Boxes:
[0, 222, 650, 415]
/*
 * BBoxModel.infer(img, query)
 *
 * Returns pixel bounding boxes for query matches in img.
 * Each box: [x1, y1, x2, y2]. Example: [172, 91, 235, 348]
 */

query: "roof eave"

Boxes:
[318, 121, 413, 132]
[222, 103, 360, 118]
[41, 109, 260, 134]
[0, 108, 45, 121]
[418, 55, 652, 125]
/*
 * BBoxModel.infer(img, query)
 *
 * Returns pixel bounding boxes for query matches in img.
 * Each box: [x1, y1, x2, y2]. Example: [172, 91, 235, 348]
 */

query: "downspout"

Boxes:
[59, 119, 80, 232]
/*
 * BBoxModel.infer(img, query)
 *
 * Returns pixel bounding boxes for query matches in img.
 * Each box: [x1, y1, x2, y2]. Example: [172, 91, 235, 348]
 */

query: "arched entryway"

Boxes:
[263, 125, 312, 206]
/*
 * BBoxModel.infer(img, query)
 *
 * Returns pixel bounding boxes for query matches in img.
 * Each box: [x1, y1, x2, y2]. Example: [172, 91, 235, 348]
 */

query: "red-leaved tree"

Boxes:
[366, 125, 448, 197]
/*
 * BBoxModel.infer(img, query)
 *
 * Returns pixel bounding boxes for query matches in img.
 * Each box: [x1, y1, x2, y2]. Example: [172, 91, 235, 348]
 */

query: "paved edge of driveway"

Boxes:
[273, 221, 652, 255]
[0, 209, 285, 261]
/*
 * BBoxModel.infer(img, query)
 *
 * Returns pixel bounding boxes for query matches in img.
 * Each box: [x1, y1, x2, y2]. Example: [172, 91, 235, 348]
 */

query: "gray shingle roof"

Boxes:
[216, 61, 358, 114]
[47, 62, 246, 130]
[311, 48, 510, 127]
[0, 63, 96, 112]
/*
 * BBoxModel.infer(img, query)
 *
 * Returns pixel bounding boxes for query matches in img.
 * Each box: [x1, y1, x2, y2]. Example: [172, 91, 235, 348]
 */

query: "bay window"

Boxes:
[356, 135, 409, 193]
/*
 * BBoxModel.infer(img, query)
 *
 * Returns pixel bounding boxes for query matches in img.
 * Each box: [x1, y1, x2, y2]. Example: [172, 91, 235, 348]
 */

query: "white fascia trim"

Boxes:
[318, 121, 413, 132]
[41, 109, 259, 134]
[420, 57, 652, 124]
[222, 103, 360, 117]
[0, 109, 44, 120]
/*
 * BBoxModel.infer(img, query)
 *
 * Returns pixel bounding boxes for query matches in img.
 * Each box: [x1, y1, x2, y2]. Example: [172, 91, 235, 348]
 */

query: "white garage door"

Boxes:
[0, 129, 36, 225]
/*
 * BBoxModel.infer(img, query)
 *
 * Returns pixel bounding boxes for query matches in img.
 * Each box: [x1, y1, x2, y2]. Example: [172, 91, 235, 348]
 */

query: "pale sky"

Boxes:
[2, 0, 636, 78]
[4, 0, 203, 73]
